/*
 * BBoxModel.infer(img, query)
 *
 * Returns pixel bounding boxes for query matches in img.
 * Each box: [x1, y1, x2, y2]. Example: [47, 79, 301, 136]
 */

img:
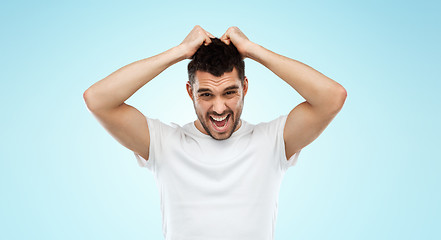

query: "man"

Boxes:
[83, 25, 347, 240]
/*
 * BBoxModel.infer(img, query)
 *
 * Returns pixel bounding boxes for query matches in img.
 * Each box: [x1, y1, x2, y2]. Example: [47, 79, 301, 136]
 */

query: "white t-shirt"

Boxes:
[134, 115, 301, 240]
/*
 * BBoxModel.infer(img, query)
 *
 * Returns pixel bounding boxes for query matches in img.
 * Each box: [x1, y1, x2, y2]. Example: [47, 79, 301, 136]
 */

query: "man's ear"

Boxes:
[186, 81, 194, 101]
[243, 76, 249, 97]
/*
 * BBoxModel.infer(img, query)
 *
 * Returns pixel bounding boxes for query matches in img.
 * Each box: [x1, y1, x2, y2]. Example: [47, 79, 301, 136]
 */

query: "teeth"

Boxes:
[211, 114, 228, 122]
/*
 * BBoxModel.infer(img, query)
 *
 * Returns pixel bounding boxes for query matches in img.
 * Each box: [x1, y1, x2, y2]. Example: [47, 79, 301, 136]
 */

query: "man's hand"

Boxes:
[220, 26, 253, 58]
[179, 25, 215, 59]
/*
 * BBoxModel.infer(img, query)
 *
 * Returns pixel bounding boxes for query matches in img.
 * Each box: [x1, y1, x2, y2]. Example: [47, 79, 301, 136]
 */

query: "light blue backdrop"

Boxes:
[1, 0, 440, 239]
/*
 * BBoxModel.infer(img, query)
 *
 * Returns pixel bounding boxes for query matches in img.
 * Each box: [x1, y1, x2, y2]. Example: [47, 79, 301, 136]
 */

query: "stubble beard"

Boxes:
[195, 106, 243, 141]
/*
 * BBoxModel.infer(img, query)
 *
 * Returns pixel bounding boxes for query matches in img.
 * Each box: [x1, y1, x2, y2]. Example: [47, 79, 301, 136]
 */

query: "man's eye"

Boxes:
[201, 93, 211, 97]
[225, 91, 236, 95]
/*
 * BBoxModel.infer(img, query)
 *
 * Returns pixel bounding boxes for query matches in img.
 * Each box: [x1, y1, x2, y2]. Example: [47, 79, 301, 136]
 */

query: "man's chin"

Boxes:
[206, 120, 238, 140]
[205, 123, 232, 140]
[210, 131, 233, 140]
[196, 114, 240, 140]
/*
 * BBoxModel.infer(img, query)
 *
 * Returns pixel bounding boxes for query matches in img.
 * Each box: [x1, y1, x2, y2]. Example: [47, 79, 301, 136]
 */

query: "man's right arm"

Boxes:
[83, 25, 214, 161]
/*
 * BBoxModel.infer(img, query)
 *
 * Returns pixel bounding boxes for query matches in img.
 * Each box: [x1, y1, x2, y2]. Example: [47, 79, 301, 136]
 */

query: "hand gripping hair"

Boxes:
[187, 38, 245, 87]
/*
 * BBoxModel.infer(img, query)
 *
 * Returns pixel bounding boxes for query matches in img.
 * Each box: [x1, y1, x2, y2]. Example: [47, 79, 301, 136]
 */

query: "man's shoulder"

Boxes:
[146, 117, 184, 128]
[249, 115, 286, 138]
[145, 117, 185, 136]
[253, 115, 288, 129]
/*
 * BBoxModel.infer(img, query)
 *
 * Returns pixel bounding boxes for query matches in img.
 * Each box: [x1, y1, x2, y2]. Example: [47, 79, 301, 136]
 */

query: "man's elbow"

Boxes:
[323, 86, 346, 114]
[83, 88, 99, 112]
[337, 86, 347, 106]
[331, 86, 347, 112]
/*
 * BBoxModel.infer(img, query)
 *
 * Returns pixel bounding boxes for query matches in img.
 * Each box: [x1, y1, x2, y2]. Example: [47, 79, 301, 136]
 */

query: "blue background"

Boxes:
[1, 0, 440, 239]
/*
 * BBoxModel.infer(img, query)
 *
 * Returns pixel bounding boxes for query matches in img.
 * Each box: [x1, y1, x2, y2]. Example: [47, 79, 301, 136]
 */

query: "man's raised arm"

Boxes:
[83, 25, 214, 160]
[220, 27, 347, 160]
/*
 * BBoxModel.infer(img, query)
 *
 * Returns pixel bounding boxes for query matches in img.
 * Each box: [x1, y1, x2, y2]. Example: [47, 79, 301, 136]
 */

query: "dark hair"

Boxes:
[187, 38, 245, 86]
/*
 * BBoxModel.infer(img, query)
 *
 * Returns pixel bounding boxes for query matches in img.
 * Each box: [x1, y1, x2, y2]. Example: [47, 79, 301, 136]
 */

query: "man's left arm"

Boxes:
[221, 27, 347, 160]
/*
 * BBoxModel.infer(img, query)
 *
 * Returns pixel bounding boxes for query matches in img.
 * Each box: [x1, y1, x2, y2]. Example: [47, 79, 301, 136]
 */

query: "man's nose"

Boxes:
[212, 97, 227, 115]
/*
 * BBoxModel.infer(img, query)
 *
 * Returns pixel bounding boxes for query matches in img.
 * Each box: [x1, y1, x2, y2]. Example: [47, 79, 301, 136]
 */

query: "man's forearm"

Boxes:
[84, 45, 187, 111]
[246, 42, 346, 111]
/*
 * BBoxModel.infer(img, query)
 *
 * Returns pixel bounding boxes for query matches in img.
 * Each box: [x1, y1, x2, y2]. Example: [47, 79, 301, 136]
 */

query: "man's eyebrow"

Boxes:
[197, 88, 212, 93]
[197, 85, 240, 93]
[224, 85, 239, 91]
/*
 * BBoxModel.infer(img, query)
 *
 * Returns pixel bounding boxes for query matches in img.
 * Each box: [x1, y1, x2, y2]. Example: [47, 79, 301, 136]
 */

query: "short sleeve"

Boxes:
[133, 117, 175, 172]
[274, 115, 302, 170]
[134, 150, 151, 169]
[133, 117, 155, 171]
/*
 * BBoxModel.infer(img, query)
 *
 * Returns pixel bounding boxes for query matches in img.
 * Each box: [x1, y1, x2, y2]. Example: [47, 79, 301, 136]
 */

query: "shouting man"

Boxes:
[83, 25, 347, 240]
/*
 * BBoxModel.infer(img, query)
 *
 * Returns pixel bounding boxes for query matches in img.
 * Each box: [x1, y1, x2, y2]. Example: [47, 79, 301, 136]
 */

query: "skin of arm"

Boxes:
[83, 25, 215, 160]
[220, 27, 347, 159]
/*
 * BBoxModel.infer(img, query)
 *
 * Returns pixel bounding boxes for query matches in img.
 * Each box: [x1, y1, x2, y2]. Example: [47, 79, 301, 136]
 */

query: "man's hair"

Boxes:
[187, 38, 245, 87]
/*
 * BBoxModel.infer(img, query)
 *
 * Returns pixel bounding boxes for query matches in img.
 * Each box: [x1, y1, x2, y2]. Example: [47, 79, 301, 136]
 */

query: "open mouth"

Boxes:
[209, 114, 230, 132]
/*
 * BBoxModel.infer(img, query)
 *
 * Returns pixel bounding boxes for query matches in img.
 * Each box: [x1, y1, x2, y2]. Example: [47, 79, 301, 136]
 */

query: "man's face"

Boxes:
[186, 68, 248, 140]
